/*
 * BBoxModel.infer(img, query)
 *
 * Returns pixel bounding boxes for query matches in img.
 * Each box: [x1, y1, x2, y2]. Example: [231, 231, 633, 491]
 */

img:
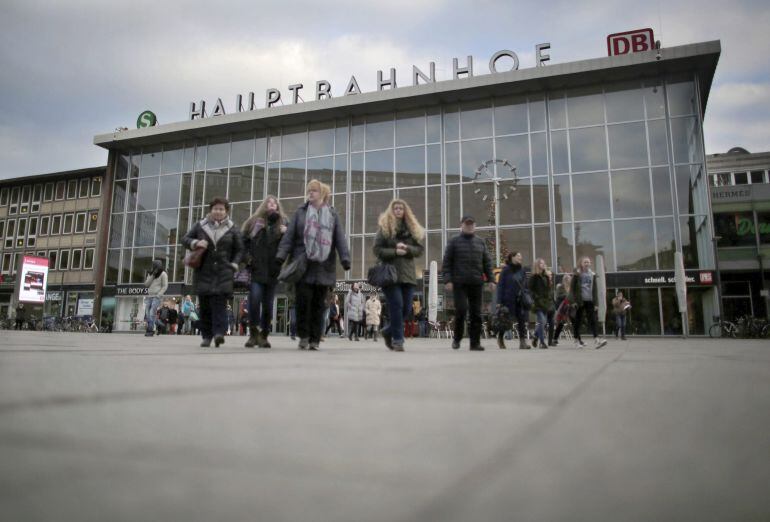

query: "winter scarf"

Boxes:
[304, 204, 333, 262]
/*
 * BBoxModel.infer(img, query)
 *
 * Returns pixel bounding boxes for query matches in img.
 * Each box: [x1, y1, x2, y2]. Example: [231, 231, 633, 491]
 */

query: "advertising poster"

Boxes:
[18, 256, 49, 304]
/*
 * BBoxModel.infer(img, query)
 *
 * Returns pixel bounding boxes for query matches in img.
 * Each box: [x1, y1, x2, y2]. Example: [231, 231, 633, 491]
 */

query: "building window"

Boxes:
[16, 218, 27, 247]
[9, 205, 17, 215]
[0, 220, 4, 239]
[71, 249, 83, 270]
[5, 219, 15, 248]
[39, 215, 50, 236]
[734, 172, 748, 185]
[63, 214, 74, 234]
[32, 184, 42, 202]
[91, 177, 102, 197]
[11, 187, 20, 204]
[36, 250, 46, 258]
[2, 253, 12, 273]
[21, 185, 31, 204]
[74, 212, 86, 234]
[59, 250, 70, 270]
[0, 187, 8, 206]
[87, 211, 99, 233]
[51, 215, 62, 235]
[84, 248, 95, 270]
[79, 179, 90, 198]
[27, 217, 38, 247]
[67, 180, 78, 199]
[48, 250, 57, 271]
[751, 171, 766, 184]
[44, 182, 54, 201]
[55, 181, 66, 200]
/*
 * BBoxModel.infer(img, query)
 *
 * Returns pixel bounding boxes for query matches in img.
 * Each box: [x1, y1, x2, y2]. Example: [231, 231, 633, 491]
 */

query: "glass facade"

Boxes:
[104, 74, 717, 334]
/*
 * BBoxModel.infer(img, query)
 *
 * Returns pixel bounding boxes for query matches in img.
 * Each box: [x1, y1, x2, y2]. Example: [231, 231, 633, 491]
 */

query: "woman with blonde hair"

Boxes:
[241, 195, 287, 348]
[373, 199, 424, 352]
[276, 180, 350, 351]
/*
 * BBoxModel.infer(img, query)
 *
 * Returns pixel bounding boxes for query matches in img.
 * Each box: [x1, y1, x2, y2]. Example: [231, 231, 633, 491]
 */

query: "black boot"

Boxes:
[258, 329, 271, 348]
[244, 324, 258, 348]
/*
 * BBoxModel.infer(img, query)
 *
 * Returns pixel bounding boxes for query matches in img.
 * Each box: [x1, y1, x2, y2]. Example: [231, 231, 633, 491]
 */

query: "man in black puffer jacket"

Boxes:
[442, 215, 495, 350]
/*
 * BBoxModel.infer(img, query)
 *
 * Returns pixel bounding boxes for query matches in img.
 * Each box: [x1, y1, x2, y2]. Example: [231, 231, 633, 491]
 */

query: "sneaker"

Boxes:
[470, 344, 485, 351]
[298, 338, 309, 350]
[308, 342, 319, 351]
[451, 339, 461, 350]
[392, 342, 405, 352]
[214, 335, 225, 348]
[594, 338, 607, 349]
[575, 340, 586, 348]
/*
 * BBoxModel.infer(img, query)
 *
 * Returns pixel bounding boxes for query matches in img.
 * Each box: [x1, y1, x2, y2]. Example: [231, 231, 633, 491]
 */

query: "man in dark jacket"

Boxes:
[442, 215, 495, 350]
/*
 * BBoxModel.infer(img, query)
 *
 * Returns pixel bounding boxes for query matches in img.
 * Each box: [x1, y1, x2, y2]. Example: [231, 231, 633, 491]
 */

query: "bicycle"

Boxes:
[709, 318, 738, 338]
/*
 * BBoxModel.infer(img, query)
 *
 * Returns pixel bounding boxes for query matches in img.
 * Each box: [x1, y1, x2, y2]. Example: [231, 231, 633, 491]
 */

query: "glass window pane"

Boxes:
[529, 97, 546, 132]
[445, 142, 460, 184]
[335, 121, 349, 154]
[229, 203, 250, 228]
[498, 179, 532, 225]
[734, 172, 748, 185]
[254, 132, 267, 163]
[334, 154, 347, 193]
[350, 192, 364, 236]
[365, 113, 393, 150]
[178, 208, 190, 241]
[626, 288, 661, 334]
[675, 164, 700, 215]
[132, 248, 153, 283]
[365, 150, 393, 191]
[282, 126, 307, 160]
[112, 181, 127, 214]
[494, 95, 528, 135]
[349, 237, 363, 279]
[268, 134, 281, 162]
[136, 176, 158, 211]
[366, 190, 395, 233]
[461, 139, 493, 180]
[161, 146, 183, 174]
[445, 184, 461, 227]
[567, 88, 604, 127]
[427, 144, 441, 185]
[531, 132, 547, 176]
[670, 116, 703, 164]
[553, 175, 572, 222]
[549, 95, 566, 129]
[183, 144, 195, 172]
[460, 100, 492, 139]
[574, 221, 614, 271]
[228, 166, 252, 202]
[206, 137, 229, 169]
[534, 225, 552, 269]
[123, 213, 135, 247]
[397, 187, 425, 230]
[280, 160, 306, 199]
[551, 130, 569, 174]
[750, 171, 765, 184]
[351, 153, 364, 192]
[135, 211, 156, 247]
[531, 177, 549, 223]
[572, 172, 611, 220]
[570, 126, 607, 172]
[643, 82, 665, 119]
[611, 169, 652, 218]
[495, 135, 529, 178]
[331, 195, 345, 229]
[667, 79, 697, 116]
[427, 186, 441, 229]
[204, 169, 228, 202]
[444, 105, 459, 141]
[252, 165, 265, 201]
[281, 198, 304, 218]
[462, 183, 493, 227]
[364, 235, 380, 278]
[308, 123, 334, 157]
[396, 146, 424, 187]
[608, 122, 648, 169]
[140, 147, 161, 177]
[158, 174, 182, 209]
[115, 154, 129, 180]
[680, 215, 709, 269]
[230, 133, 255, 166]
[396, 110, 425, 147]
[648, 119, 669, 166]
[713, 212, 755, 247]
[193, 173, 204, 207]
[605, 82, 644, 123]
[652, 167, 673, 215]
[500, 227, 532, 268]
[427, 107, 441, 143]
[106, 250, 119, 284]
[156, 209, 179, 245]
[351, 117, 365, 152]
[307, 156, 333, 188]
[614, 219, 655, 270]
[427, 232, 443, 272]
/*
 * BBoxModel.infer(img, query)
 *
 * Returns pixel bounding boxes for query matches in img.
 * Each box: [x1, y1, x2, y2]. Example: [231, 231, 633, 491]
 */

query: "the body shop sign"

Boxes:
[18, 256, 49, 304]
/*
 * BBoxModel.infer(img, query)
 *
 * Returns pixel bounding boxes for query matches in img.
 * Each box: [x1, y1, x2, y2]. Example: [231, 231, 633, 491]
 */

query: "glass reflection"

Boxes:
[499, 227, 532, 267]
[551, 130, 569, 174]
[549, 95, 566, 129]
[252, 165, 265, 202]
[498, 180, 531, 225]
[351, 153, 363, 191]
[445, 184, 461, 227]
[230, 133, 255, 166]
[161, 147, 183, 174]
[351, 116, 365, 152]
[397, 187, 425, 227]
[570, 126, 607, 172]
[495, 135, 529, 178]
[365, 113, 394, 150]
[444, 105, 459, 141]
[308, 123, 334, 157]
[282, 126, 307, 160]
[334, 154, 347, 193]
[611, 169, 652, 218]
[396, 146, 425, 187]
[531, 177, 549, 223]
[254, 131, 267, 163]
[156, 209, 178, 245]
[647, 119, 669, 166]
[553, 175, 571, 222]
[427, 186, 441, 229]
[567, 87, 604, 127]
[651, 167, 673, 215]
[204, 169, 228, 202]
[605, 82, 644, 123]
[227, 166, 252, 202]
[134, 212, 156, 247]
[427, 107, 441, 143]
[494, 95, 528, 136]
[462, 183, 495, 227]
[140, 148, 162, 177]
[608, 122, 648, 169]
[614, 219, 655, 270]
[350, 192, 364, 236]
[534, 225, 552, 268]
[280, 160, 306, 199]
[575, 221, 614, 270]
[670, 116, 702, 164]
[643, 82, 665, 118]
[427, 144, 441, 185]
[132, 248, 153, 283]
[307, 156, 333, 188]
[460, 100, 492, 139]
[365, 190, 395, 233]
[137, 177, 159, 211]
[365, 150, 393, 190]
[572, 172, 611, 220]
[656, 217, 675, 269]
[667, 79, 697, 116]
[461, 139, 493, 180]
[445, 142, 460, 184]
[158, 174, 182, 209]
[396, 110, 425, 147]
[335, 121, 348, 154]
[206, 138, 229, 169]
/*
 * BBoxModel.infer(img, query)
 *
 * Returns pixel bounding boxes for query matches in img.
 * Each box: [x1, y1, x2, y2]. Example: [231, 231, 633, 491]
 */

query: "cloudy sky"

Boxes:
[0, 0, 768, 179]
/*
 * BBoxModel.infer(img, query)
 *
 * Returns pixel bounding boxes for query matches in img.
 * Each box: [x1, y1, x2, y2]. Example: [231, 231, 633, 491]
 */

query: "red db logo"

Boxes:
[607, 28, 655, 56]
[699, 272, 713, 284]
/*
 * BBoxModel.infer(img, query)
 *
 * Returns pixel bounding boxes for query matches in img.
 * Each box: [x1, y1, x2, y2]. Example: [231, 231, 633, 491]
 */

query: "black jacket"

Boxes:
[182, 218, 244, 296]
[496, 262, 527, 313]
[243, 214, 286, 284]
[570, 269, 598, 306]
[442, 233, 494, 285]
[528, 273, 553, 312]
[276, 202, 350, 287]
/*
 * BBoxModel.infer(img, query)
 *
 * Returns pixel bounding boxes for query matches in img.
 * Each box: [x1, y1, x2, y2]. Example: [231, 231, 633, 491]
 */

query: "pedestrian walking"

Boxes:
[167, 302, 178, 334]
[552, 273, 572, 346]
[182, 197, 244, 348]
[529, 258, 555, 348]
[325, 295, 343, 336]
[14, 302, 26, 330]
[495, 251, 531, 350]
[365, 293, 382, 341]
[346, 283, 365, 341]
[373, 198, 425, 352]
[180, 295, 195, 334]
[570, 257, 608, 349]
[276, 179, 350, 351]
[143, 259, 168, 337]
[241, 195, 287, 348]
[612, 291, 631, 340]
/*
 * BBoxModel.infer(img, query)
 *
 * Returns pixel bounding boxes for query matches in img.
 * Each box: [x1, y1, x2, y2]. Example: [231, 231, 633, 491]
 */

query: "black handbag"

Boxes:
[278, 252, 307, 284]
[518, 288, 534, 309]
[367, 262, 398, 287]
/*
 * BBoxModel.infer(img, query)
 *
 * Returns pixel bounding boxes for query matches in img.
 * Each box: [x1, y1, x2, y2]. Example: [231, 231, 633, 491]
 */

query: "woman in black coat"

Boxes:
[276, 180, 350, 351]
[241, 195, 287, 348]
[495, 251, 531, 350]
[182, 197, 244, 348]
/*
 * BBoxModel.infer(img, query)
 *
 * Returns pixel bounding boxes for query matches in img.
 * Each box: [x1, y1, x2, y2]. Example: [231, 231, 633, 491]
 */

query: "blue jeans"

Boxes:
[382, 284, 415, 345]
[289, 306, 297, 337]
[615, 314, 626, 337]
[249, 281, 277, 331]
[144, 296, 160, 333]
[535, 309, 548, 344]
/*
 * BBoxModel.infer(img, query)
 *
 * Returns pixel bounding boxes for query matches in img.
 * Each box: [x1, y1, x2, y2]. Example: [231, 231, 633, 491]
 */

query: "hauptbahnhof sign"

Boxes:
[188, 45, 552, 120]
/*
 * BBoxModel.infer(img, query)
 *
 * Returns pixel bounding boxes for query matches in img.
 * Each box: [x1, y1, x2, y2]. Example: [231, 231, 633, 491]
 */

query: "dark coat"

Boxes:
[182, 218, 244, 296]
[442, 233, 494, 286]
[570, 269, 598, 306]
[276, 202, 350, 287]
[529, 273, 553, 312]
[243, 214, 286, 284]
[373, 221, 424, 286]
[496, 262, 528, 315]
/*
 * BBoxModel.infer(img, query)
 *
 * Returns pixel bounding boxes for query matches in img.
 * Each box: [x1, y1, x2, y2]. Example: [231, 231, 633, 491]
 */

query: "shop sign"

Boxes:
[189, 45, 553, 120]
[606, 270, 716, 287]
[137, 110, 157, 128]
[607, 28, 655, 56]
[335, 280, 378, 293]
[116, 286, 149, 296]
[735, 217, 770, 236]
[711, 186, 752, 203]
[77, 298, 94, 316]
[46, 291, 62, 301]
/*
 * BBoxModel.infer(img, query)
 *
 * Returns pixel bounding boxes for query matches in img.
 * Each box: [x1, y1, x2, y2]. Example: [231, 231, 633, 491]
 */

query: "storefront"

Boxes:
[93, 39, 721, 335]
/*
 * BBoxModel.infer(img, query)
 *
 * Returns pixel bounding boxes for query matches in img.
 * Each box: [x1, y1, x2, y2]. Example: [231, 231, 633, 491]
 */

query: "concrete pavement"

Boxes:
[1, 332, 768, 521]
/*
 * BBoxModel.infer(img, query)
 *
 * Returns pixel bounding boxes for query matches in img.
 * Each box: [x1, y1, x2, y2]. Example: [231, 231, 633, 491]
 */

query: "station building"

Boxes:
[92, 39, 722, 335]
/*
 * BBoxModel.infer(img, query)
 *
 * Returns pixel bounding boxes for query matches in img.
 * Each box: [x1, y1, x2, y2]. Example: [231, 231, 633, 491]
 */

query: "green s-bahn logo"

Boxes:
[136, 110, 157, 129]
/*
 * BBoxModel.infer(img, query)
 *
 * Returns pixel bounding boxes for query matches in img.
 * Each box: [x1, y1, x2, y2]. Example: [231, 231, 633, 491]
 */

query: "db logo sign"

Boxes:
[607, 28, 655, 56]
[699, 272, 713, 284]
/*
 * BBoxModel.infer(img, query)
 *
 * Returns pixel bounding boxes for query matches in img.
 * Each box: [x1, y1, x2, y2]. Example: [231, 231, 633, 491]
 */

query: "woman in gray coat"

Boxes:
[276, 180, 350, 351]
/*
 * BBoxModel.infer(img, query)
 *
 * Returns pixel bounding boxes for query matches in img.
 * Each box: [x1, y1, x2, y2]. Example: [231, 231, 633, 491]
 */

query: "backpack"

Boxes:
[159, 307, 170, 323]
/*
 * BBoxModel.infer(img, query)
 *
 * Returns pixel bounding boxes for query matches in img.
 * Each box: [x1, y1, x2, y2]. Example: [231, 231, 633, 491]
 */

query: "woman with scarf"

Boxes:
[373, 199, 425, 352]
[276, 180, 351, 351]
[182, 197, 244, 348]
[495, 251, 531, 350]
[241, 195, 287, 348]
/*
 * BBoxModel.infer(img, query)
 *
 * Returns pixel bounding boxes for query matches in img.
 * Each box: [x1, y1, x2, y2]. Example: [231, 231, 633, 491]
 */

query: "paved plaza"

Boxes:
[1, 331, 768, 521]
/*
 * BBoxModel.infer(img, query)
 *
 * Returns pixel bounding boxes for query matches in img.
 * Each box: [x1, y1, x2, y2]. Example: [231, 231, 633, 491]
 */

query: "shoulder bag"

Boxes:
[367, 262, 398, 288]
[278, 252, 308, 284]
